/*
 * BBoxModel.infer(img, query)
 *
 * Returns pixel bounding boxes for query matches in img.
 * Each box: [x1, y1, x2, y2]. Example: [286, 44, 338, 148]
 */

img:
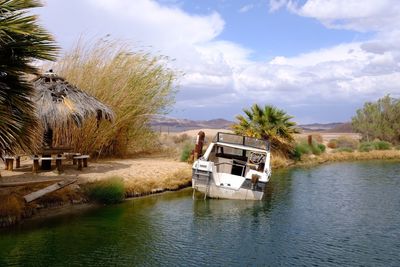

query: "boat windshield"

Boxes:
[213, 132, 270, 151]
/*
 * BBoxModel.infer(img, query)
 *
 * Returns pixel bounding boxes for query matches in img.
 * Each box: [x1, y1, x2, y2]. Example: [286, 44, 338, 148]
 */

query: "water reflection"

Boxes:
[0, 161, 400, 266]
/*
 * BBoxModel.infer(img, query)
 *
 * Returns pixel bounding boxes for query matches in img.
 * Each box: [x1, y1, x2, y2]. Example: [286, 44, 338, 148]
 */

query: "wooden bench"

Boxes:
[73, 155, 90, 170]
[4, 156, 21, 171]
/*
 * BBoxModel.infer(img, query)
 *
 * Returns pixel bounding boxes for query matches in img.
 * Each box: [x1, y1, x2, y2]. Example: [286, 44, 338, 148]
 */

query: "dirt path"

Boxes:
[0, 157, 191, 185]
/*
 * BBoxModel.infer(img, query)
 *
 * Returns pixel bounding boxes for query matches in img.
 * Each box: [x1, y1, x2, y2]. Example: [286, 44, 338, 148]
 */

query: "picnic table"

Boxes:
[34, 147, 89, 173]
[3, 147, 90, 173]
[40, 147, 72, 170]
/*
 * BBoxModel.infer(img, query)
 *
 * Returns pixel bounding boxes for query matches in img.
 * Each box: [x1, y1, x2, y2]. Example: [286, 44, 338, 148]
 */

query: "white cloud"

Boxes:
[270, 0, 400, 32]
[87, 0, 224, 45]
[36, 0, 400, 122]
[84, 0, 400, 120]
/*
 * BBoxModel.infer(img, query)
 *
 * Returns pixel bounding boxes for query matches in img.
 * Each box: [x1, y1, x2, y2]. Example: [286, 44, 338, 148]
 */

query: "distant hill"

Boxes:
[299, 122, 353, 133]
[325, 122, 354, 133]
[151, 116, 353, 133]
[150, 116, 234, 132]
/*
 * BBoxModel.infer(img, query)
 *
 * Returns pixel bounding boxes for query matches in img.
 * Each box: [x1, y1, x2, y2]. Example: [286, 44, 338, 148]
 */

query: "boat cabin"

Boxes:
[202, 133, 270, 179]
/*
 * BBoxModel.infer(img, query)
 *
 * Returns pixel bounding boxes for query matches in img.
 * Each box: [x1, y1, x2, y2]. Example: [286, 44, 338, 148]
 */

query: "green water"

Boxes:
[1, 160, 400, 266]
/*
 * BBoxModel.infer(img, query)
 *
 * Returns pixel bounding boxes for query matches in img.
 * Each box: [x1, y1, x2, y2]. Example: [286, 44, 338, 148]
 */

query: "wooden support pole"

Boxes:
[32, 157, 39, 173]
[4, 159, 9, 170]
[308, 135, 313, 146]
[194, 131, 205, 161]
[83, 158, 88, 168]
[56, 155, 63, 173]
[7, 159, 14, 171]
[15, 156, 20, 168]
[77, 159, 83, 170]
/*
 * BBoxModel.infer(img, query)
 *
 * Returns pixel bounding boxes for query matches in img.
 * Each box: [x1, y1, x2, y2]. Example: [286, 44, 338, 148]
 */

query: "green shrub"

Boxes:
[373, 140, 391, 150]
[180, 143, 193, 162]
[359, 142, 375, 152]
[317, 143, 326, 153]
[311, 144, 322, 155]
[85, 177, 125, 204]
[335, 147, 354, 153]
[358, 140, 392, 152]
[293, 141, 326, 159]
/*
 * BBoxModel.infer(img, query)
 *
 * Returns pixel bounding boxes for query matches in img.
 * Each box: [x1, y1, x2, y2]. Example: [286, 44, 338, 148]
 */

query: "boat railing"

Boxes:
[215, 162, 246, 177]
[214, 132, 270, 151]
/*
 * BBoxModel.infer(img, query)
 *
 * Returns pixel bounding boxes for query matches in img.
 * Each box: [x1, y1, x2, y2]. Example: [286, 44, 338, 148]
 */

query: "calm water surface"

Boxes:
[1, 161, 400, 266]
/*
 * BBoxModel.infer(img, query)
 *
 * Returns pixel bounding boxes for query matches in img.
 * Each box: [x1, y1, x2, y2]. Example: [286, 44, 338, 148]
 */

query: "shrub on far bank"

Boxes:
[359, 140, 392, 152]
[293, 141, 325, 160]
[336, 136, 359, 149]
[84, 177, 125, 204]
[180, 143, 193, 162]
[374, 140, 391, 150]
[317, 143, 326, 153]
[358, 142, 375, 152]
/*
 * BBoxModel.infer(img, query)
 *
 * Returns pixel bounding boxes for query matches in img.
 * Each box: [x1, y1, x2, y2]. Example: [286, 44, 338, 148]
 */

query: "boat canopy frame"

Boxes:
[213, 132, 270, 151]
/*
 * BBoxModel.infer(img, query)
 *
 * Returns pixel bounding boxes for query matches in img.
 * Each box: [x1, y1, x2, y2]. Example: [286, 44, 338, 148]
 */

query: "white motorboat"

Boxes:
[192, 132, 271, 200]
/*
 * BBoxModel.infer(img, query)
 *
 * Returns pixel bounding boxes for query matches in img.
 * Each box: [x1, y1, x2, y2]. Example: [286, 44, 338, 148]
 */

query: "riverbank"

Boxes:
[2, 149, 400, 228]
[271, 149, 400, 169]
[0, 157, 192, 228]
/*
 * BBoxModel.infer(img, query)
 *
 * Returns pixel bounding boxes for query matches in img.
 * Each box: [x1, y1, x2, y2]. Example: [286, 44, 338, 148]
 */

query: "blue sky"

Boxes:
[35, 0, 400, 123]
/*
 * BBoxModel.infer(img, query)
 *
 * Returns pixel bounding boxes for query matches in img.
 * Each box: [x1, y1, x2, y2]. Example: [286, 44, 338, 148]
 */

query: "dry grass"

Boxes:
[48, 39, 177, 157]
[296, 150, 400, 167]
[0, 194, 24, 218]
[271, 153, 292, 169]
[124, 168, 191, 197]
[0, 182, 85, 227]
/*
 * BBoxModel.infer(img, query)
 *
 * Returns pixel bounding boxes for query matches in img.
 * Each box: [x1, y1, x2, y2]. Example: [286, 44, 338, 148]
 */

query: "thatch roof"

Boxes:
[33, 71, 114, 129]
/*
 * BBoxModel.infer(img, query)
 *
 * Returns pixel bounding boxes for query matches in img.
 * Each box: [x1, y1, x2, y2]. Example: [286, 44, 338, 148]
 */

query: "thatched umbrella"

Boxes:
[32, 71, 114, 168]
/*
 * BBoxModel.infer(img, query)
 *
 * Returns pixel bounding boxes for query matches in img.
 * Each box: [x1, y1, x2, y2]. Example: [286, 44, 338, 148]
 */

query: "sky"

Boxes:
[35, 0, 400, 123]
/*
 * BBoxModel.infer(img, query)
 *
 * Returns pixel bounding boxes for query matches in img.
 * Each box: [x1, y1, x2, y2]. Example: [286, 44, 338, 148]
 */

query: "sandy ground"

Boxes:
[296, 132, 361, 143]
[173, 129, 359, 142]
[0, 131, 359, 186]
[0, 157, 191, 185]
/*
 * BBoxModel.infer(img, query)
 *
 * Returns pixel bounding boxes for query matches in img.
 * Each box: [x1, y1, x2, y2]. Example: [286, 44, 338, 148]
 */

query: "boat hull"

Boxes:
[193, 183, 265, 200]
[192, 169, 266, 200]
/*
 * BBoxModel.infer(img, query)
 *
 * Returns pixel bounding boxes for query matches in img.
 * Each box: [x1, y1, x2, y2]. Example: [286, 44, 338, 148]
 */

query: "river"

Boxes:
[1, 160, 400, 266]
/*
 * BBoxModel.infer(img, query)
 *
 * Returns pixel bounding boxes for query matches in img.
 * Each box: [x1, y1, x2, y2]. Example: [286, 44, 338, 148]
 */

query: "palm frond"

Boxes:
[232, 104, 298, 156]
[0, 0, 58, 154]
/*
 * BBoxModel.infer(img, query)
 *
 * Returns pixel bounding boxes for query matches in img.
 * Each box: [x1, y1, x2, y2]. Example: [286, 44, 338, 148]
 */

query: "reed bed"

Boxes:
[49, 40, 177, 157]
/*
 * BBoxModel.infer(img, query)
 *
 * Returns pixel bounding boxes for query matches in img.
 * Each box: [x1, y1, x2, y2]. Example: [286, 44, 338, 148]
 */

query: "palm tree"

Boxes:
[232, 104, 299, 156]
[0, 0, 58, 155]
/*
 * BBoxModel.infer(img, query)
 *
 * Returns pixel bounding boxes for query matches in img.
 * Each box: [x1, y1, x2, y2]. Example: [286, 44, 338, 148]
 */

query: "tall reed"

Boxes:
[50, 39, 177, 157]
